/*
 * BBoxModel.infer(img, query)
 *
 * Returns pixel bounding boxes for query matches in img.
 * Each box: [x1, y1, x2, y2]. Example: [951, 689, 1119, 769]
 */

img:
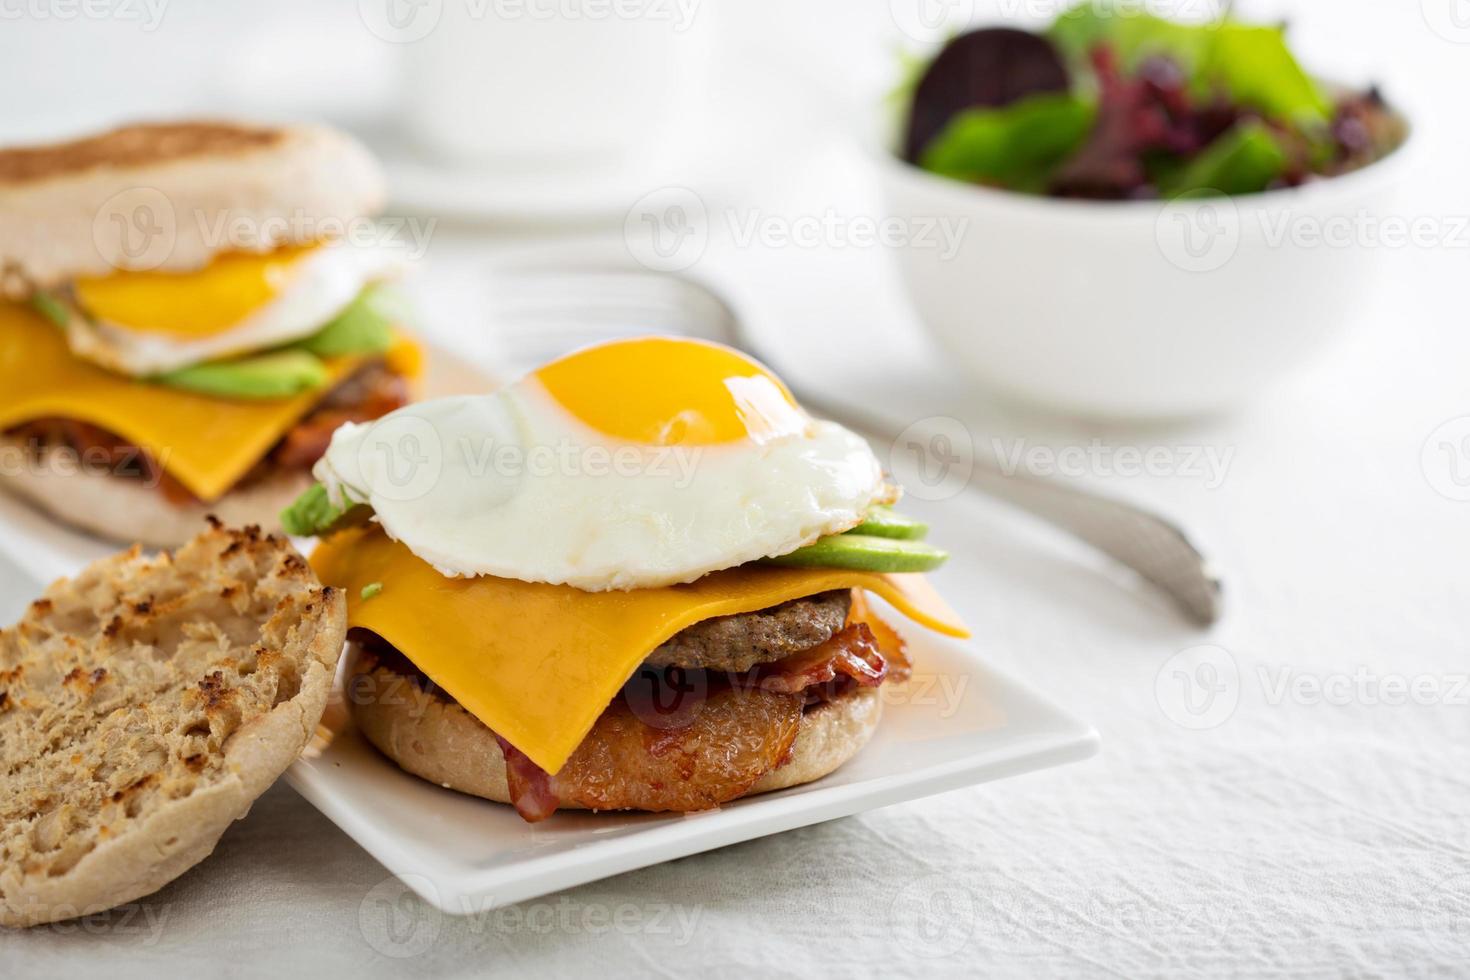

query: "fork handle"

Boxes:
[790, 386, 1223, 627]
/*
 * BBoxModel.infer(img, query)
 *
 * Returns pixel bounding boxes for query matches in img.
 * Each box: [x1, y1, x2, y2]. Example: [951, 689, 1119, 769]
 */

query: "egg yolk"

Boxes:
[72, 243, 319, 337]
[533, 337, 808, 446]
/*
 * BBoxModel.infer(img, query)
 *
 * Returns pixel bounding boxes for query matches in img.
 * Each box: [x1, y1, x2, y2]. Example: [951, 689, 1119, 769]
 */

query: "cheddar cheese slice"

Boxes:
[0, 303, 365, 501]
[312, 525, 971, 774]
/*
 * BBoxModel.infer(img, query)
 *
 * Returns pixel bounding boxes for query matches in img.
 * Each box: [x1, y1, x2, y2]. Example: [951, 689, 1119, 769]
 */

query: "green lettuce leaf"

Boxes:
[1164, 121, 1288, 196]
[1051, 5, 1214, 75]
[920, 93, 1096, 191]
[30, 291, 70, 328]
[1204, 25, 1330, 125]
[1048, 4, 1330, 125]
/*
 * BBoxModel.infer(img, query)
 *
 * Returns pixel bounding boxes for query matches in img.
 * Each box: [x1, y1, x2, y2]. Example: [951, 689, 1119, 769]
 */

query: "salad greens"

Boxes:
[1051, 9, 1330, 122]
[921, 94, 1096, 192]
[1203, 24, 1331, 124]
[1164, 120, 1288, 197]
[906, 2, 1401, 199]
[1049, 5, 1214, 73]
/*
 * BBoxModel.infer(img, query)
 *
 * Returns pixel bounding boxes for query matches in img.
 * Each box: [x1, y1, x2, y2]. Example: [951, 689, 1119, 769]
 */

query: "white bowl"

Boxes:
[876, 115, 1415, 418]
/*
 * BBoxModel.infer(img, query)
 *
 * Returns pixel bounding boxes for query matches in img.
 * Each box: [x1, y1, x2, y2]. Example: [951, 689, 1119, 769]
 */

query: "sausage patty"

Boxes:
[642, 590, 853, 673]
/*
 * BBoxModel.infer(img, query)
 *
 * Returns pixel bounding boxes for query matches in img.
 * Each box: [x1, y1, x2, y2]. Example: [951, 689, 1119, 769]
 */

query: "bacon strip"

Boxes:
[270, 369, 410, 468]
[271, 409, 371, 468]
[753, 622, 888, 694]
[848, 592, 912, 683]
[494, 735, 561, 823]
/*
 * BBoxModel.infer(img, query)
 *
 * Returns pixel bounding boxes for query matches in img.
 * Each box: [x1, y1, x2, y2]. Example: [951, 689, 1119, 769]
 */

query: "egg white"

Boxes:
[63, 240, 405, 376]
[314, 379, 888, 591]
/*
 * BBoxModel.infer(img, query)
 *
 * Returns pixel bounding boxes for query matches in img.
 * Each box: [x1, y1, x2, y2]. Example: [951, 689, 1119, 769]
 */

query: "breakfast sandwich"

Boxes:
[286, 337, 970, 822]
[0, 121, 422, 546]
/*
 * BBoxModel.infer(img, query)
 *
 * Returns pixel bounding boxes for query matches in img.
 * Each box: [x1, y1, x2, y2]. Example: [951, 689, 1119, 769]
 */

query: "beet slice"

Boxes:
[904, 27, 1072, 163]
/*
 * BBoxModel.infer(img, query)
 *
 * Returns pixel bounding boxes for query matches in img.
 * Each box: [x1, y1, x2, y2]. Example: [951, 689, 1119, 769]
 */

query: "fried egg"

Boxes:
[64, 240, 404, 375]
[315, 337, 889, 590]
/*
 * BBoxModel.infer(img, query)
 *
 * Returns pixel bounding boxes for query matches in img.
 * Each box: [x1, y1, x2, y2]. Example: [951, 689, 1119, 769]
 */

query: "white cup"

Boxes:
[398, 0, 706, 174]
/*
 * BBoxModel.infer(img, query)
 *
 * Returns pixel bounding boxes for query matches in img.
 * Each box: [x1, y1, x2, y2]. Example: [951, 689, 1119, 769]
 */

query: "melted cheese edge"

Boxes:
[0, 303, 367, 501]
[312, 525, 970, 774]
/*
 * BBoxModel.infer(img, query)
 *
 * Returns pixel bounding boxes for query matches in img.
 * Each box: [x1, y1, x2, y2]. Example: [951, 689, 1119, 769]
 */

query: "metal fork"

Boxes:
[485, 268, 1223, 626]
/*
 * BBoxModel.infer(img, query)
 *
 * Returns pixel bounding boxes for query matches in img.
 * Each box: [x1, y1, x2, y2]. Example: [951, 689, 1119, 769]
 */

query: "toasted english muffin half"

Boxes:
[0, 120, 384, 291]
[0, 522, 346, 927]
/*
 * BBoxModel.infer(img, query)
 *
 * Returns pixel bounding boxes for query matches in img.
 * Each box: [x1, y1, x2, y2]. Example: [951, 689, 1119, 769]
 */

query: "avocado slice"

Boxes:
[846, 506, 929, 540]
[30, 290, 70, 328]
[280, 482, 373, 537]
[295, 283, 404, 358]
[764, 533, 949, 573]
[153, 349, 328, 399]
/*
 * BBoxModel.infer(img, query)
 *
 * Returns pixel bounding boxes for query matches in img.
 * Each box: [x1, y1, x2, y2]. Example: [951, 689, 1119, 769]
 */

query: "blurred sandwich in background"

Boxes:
[0, 120, 425, 545]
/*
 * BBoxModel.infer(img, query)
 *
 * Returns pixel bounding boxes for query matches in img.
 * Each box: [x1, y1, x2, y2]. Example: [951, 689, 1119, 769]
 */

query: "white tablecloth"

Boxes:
[6, 211, 1468, 976]
[3, 2, 1467, 974]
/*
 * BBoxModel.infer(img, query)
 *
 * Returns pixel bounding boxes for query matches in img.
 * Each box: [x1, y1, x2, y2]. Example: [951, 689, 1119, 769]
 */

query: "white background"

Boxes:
[1, 0, 1468, 976]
